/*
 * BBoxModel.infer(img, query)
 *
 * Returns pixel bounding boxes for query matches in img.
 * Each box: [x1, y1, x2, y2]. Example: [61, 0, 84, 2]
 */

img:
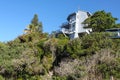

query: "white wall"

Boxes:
[74, 11, 90, 38]
[62, 10, 92, 39]
[76, 11, 89, 32]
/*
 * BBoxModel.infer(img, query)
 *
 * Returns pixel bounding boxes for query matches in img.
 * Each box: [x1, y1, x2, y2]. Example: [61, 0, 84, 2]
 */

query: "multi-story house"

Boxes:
[60, 10, 92, 39]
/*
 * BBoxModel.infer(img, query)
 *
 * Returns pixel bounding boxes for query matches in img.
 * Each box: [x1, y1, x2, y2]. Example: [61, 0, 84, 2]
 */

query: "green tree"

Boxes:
[83, 10, 118, 32]
[26, 14, 43, 33]
[31, 14, 42, 32]
[114, 23, 120, 28]
[31, 14, 39, 26]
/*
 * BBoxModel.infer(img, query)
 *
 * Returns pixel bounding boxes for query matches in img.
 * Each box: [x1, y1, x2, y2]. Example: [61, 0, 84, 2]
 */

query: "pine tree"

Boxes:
[31, 14, 43, 32]
[25, 14, 43, 33]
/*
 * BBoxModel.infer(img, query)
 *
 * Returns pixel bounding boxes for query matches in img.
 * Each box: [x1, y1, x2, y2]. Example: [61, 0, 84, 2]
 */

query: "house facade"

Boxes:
[60, 10, 92, 39]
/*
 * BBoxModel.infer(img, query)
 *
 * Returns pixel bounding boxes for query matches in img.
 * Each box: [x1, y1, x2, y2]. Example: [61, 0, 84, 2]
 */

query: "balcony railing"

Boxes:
[105, 28, 120, 38]
[61, 28, 74, 34]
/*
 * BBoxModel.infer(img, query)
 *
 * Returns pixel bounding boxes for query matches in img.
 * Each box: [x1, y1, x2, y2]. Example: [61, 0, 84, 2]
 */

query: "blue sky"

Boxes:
[0, 0, 120, 42]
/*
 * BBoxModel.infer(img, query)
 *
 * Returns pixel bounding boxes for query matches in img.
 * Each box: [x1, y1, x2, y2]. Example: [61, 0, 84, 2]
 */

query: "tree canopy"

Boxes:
[83, 10, 118, 32]
[25, 14, 43, 33]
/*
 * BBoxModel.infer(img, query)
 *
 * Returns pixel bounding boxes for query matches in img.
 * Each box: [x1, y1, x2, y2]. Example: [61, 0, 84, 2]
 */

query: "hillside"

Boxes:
[0, 31, 120, 80]
[0, 11, 120, 80]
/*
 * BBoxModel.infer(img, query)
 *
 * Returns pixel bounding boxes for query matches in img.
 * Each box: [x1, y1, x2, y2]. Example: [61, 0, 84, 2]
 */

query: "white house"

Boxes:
[60, 10, 92, 39]
[106, 28, 120, 38]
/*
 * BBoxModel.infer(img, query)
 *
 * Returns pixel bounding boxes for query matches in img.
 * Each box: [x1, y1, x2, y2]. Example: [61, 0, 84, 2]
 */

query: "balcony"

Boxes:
[61, 28, 74, 34]
[106, 28, 120, 38]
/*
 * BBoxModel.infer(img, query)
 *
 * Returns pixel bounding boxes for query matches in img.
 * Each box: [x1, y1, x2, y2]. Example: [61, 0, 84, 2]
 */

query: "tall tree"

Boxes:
[31, 14, 39, 26]
[26, 14, 43, 33]
[32, 14, 43, 32]
[83, 10, 118, 32]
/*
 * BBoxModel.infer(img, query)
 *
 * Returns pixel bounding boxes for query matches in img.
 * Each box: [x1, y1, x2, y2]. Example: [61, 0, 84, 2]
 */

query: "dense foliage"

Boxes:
[0, 11, 120, 80]
[0, 32, 120, 80]
[83, 10, 118, 32]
